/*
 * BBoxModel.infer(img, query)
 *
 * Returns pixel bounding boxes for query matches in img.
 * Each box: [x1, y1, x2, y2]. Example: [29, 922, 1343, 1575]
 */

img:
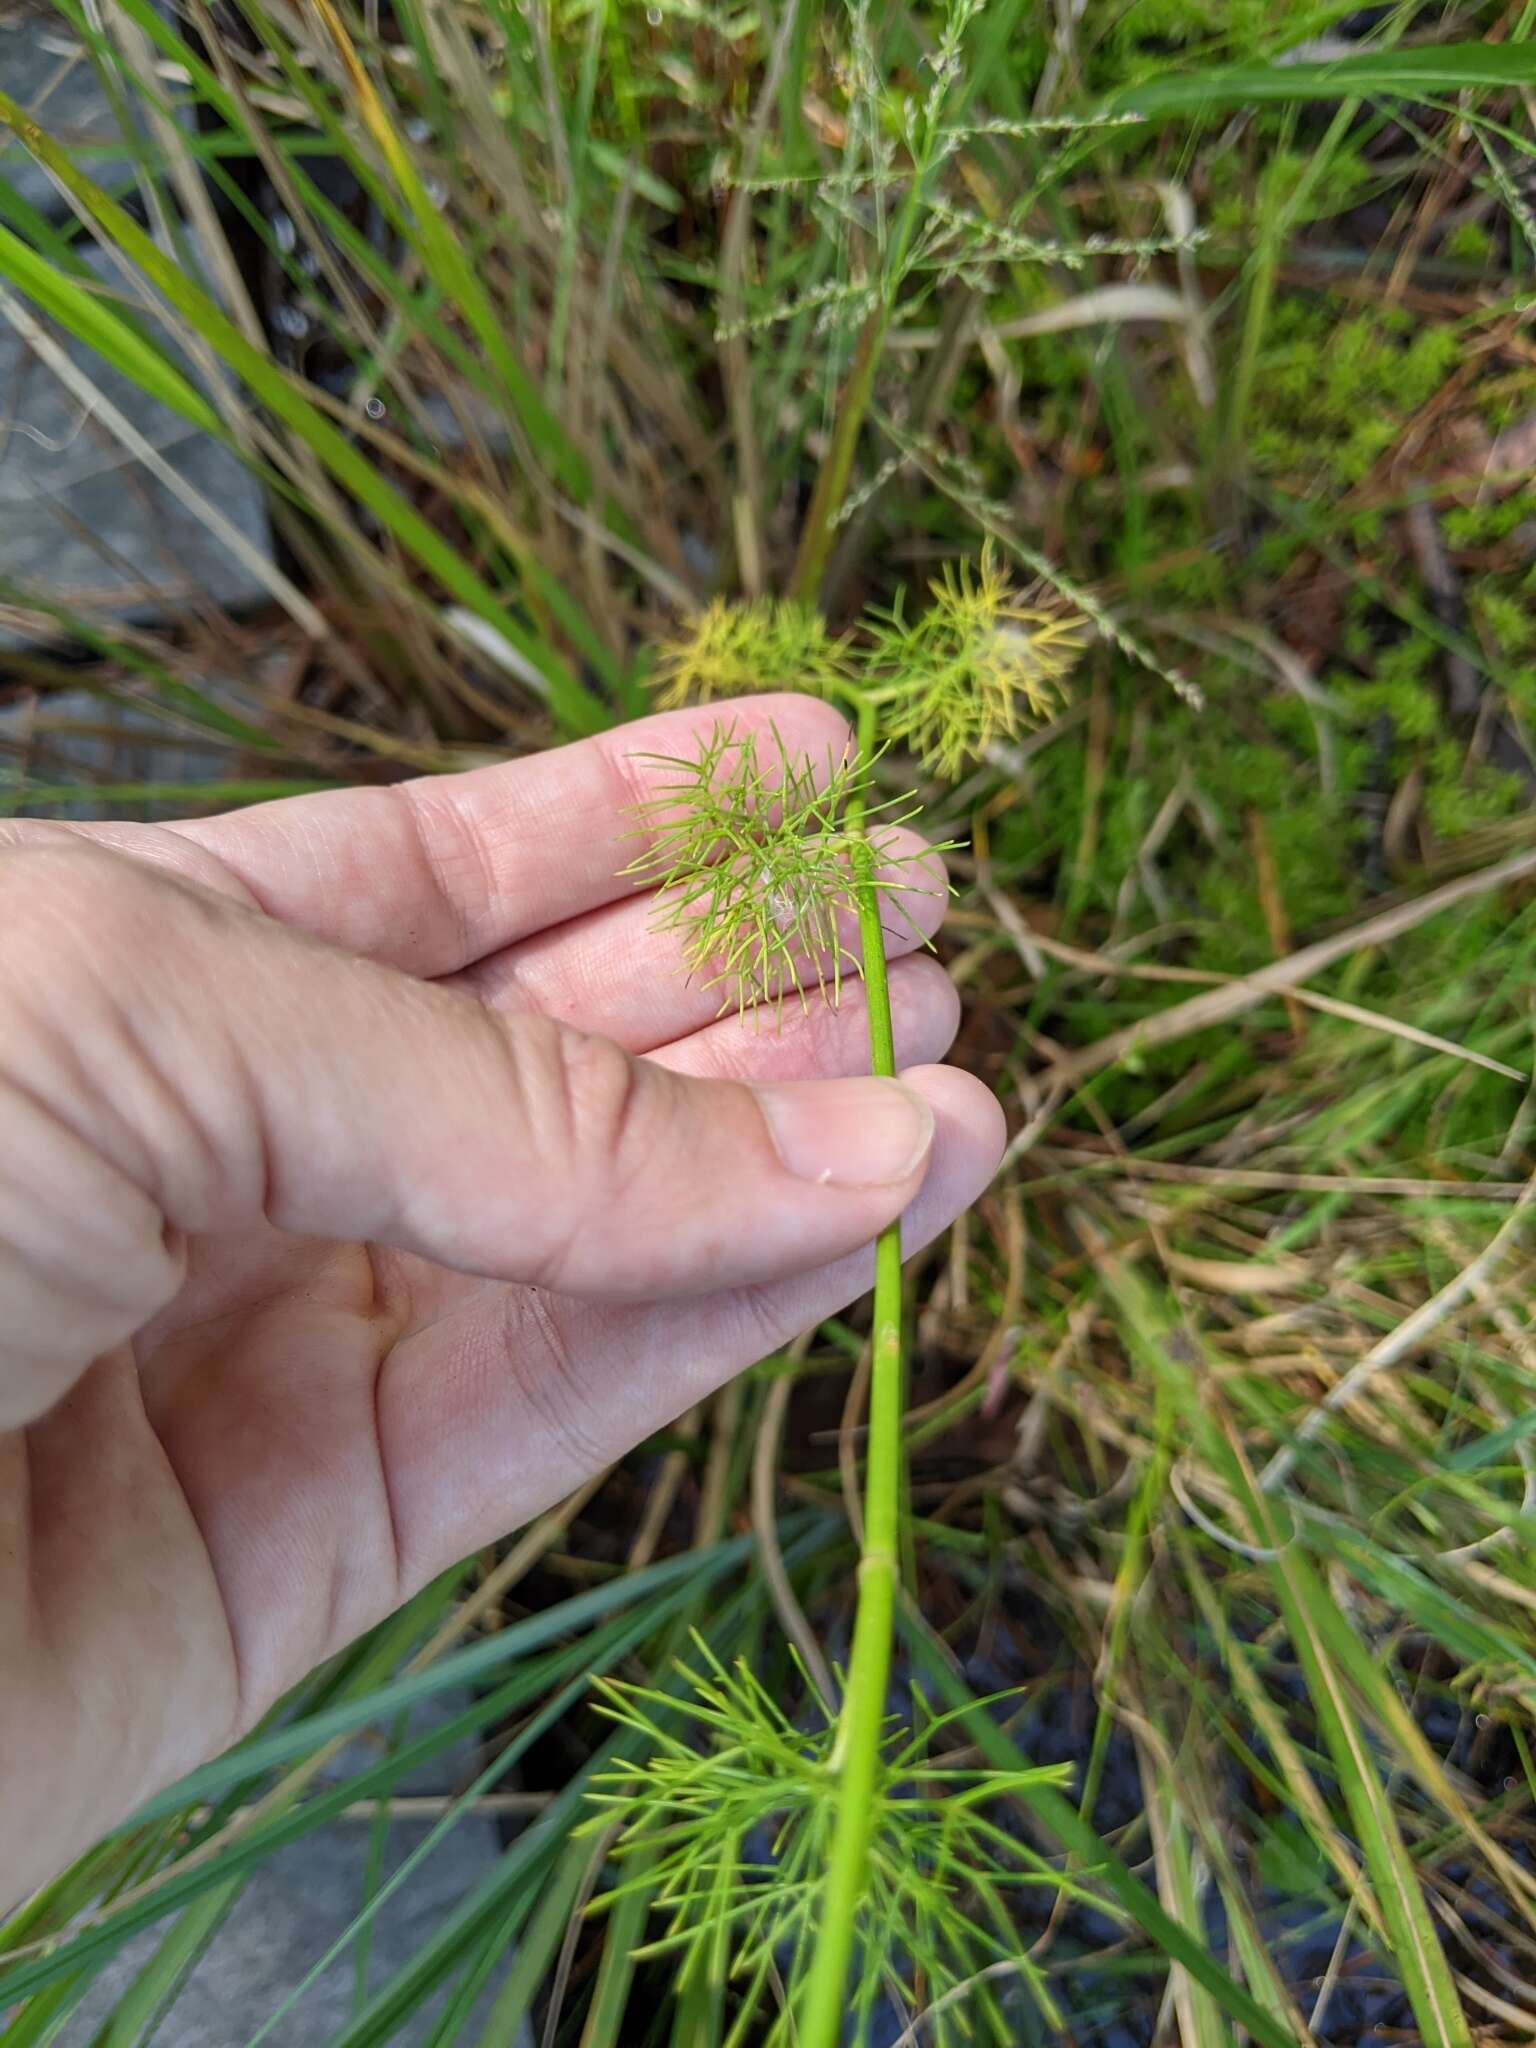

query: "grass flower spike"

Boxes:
[871, 543, 1089, 775]
[649, 597, 848, 710]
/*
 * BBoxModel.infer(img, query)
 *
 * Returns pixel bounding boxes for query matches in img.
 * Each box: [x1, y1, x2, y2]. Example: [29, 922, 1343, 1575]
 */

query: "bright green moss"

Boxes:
[1424, 763, 1527, 837]
[1474, 586, 1535, 658]
[1245, 299, 1463, 488]
[1445, 220, 1496, 264]
[1443, 495, 1536, 548]
[1207, 143, 1374, 236]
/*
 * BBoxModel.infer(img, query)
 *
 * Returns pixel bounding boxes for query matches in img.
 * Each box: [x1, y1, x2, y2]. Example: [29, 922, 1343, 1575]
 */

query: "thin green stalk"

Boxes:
[788, 23, 955, 608]
[797, 693, 903, 2048]
[788, 305, 889, 607]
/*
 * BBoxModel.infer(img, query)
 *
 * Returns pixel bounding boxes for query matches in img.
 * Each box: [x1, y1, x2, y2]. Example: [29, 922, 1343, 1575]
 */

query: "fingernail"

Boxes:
[755, 1078, 934, 1188]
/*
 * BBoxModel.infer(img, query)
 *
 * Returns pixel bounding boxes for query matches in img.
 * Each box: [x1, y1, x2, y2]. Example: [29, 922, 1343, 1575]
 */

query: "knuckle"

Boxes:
[0, 840, 235, 1224]
[506, 1020, 660, 1291]
[551, 1025, 649, 1170]
[0, 843, 135, 1034]
[386, 782, 484, 961]
[732, 1277, 795, 1363]
[0, 836, 127, 934]
[0, 839, 194, 993]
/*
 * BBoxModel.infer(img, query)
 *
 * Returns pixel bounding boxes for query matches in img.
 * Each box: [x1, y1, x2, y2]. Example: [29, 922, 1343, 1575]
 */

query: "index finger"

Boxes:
[167, 694, 854, 977]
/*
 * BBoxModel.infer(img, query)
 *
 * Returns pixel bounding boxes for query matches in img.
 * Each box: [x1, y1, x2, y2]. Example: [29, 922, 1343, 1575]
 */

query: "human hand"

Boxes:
[0, 694, 1003, 1906]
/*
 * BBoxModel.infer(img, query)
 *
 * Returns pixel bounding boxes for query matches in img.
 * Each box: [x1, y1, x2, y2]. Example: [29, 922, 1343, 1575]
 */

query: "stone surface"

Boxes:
[58, 1811, 512, 2045]
[0, 239, 277, 633]
[54, 1690, 529, 2045]
[0, 2, 278, 636]
[0, 684, 238, 816]
[0, 5, 153, 218]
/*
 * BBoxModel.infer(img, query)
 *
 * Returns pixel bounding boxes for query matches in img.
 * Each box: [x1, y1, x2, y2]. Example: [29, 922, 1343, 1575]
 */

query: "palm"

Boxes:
[4, 697, 990, 1886]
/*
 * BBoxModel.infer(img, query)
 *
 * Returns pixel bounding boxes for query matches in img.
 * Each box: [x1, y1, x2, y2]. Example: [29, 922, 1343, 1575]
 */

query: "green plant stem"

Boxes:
[797, 693, 903, 2048]
[788, 305, 888, 607]
[788, 72, 946, 608]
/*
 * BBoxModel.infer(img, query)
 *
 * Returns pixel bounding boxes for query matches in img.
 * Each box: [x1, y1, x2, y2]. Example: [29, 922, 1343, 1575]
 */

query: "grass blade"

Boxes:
[899, 1616, 1298, 2048]
[1247, 1513, 1473, 2048]
[0, 93, 607, 736]
[1115, 43, 1536, 117]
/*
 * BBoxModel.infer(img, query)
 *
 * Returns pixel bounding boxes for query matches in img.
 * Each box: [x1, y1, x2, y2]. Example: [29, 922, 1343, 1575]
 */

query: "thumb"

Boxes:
[2, 842, 946, 1421]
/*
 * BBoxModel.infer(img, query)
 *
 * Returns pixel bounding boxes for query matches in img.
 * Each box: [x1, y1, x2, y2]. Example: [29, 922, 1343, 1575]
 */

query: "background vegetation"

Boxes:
[4, 0, 1536, 2041]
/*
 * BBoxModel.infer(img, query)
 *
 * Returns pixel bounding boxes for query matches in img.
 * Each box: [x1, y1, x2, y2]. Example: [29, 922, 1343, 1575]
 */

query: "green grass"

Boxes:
[5, 0, 1536, 2041]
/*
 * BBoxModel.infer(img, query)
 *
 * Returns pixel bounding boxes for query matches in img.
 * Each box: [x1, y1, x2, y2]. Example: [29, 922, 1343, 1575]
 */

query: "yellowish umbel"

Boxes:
[871, 543, 1089, 777]
[649, 549, 1086, 781]
[649, 595, 847, 711]
[622, 722, 933, 1024]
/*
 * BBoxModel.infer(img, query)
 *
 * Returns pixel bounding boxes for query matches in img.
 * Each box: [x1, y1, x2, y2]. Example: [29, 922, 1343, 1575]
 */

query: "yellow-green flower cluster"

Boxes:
[648, 596, 847, 711]
[647, 547, 1088, 778]
[623, 723, 930, 1022]
[871, 545, 1089, 777]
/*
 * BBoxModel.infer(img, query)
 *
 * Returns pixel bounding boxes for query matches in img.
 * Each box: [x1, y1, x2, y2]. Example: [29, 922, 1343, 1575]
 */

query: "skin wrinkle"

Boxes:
[315, 1300, 398, 1676]
[402, 996, 553, 1262]
[112, 928, 256, 1234]
[561, 1022, 654, 1174]
[131, 1329, 264, 1730]
[363, 1248, 411, 1614]
[151, 1278, 380, 1723]
[40, 1350, 244, 1764]
[0, 1433, 36, 1656]
[214, 960, 284, 1239]
[129, 1358, 248, 1763]
[17, 963, 170, 1205]
[501, 1285, 618, 1489]
[239, 813, 338, 931]
[124, 901, 285, 1236]
[394, 776, 506, 967]
[0, 1098, 184, 1439]
[527, 1023, 648, 1294]
[6, 1443, 70, 1785]
[0, 1072, 174, 1325]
